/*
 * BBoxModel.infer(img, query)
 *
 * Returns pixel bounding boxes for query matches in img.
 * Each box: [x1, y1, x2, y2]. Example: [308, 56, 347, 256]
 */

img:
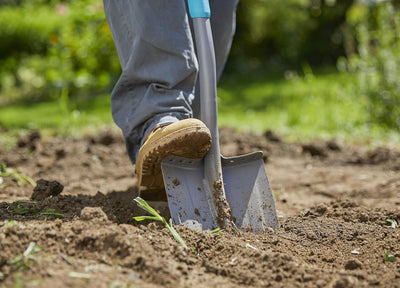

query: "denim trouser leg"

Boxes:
[103, 0, 239, 163]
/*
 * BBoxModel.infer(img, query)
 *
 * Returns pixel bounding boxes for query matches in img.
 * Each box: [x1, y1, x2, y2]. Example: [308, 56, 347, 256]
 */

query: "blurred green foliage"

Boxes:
[0, 5, 61, 58]
[0, 0, 399, 135]
[343, 1, 400, 130]
[0, 0, 120, 104]
[0, 0, 355, 105]
[231, 0, 353, 69]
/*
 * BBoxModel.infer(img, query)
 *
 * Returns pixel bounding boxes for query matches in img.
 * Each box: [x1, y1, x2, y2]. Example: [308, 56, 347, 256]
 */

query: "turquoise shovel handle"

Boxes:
[187, 0, 210, 18]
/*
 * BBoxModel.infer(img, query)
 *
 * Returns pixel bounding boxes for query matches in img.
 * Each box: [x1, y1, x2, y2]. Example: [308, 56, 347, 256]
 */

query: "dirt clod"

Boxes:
[80, 207, 109, 222]
[302, 143, 328, 158]
[31, 179, 64, 201]
[330, 276, 358, 288]
[17, 130, 41, 150]
[344, 259, 363, 270]
[326, 139, 342, 151]
[264, 130, 282, 142]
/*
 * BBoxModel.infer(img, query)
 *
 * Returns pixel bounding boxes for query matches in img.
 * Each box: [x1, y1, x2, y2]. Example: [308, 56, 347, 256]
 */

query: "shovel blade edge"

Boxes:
[161, 152, 279, 233]
[222, 152, 279, 233]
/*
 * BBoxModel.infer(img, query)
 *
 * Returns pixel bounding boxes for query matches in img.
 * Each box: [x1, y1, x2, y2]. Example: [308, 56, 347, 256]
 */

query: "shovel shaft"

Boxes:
[190, 5, 233, 229]
[193, 18, 228, 228]
[192, 19, 220, 171]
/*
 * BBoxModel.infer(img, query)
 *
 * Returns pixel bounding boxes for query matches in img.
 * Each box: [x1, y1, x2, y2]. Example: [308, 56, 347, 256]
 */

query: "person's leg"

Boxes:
[103, 0, 199, 163]
[104, 1, 213, 198]
[211, 0, 239, 79]
[103, 0, 238, 197]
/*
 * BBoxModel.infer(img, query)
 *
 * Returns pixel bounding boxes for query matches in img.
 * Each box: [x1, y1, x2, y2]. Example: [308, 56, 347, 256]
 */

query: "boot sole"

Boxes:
[136, 124, 211, 199]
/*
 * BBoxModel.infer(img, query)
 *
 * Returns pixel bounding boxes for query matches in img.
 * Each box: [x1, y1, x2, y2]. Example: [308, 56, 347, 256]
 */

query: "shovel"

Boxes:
[161, 0, 279, 233]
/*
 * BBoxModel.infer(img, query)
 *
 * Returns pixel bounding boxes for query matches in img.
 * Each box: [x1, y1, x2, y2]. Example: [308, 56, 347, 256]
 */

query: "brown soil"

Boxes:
[1, 128, 400, 287]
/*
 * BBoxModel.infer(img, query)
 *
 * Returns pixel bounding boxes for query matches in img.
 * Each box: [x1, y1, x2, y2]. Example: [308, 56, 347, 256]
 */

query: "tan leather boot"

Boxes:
[136, 118, 211, 200]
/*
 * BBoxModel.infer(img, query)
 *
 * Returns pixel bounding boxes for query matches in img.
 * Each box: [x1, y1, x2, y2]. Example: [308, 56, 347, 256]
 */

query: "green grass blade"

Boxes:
[210, 228, 221, 234]
[133, 197, 187, 248]
[40, 211, 65, 218]
[23, 242, 36, 258]
[12, 208, 38, 215]
[167, 219, 188, 249]
[133, 216, 161, 222]
[0, 163, 36, 187]
[133, 197, 162, 220]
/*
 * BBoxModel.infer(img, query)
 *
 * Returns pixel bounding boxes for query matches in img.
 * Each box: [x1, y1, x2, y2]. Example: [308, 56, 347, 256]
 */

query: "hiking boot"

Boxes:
[136, 118, 211, 201]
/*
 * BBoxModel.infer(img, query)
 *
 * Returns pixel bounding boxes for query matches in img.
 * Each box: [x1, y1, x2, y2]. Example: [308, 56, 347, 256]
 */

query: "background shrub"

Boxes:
[0, 0, 355, 104]
[0, 0, 120, 104]
[231, 0, 353, 70]
[344, 1, 400, 131]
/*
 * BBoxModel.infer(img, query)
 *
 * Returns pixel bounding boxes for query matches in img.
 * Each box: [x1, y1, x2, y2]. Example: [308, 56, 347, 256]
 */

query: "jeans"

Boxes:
[103, 0, 239, 163]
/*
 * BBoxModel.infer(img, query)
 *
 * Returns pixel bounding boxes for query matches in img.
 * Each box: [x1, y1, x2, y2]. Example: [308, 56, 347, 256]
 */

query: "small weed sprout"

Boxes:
[11, 201, 64, 218]
[0, 163, 36, 187]
[3, 220, 18, 228]
[11, 242, 43, 271]
[12, 207, 38, 215]
[133, 197, 187, 248]
[210, 228, 223, 236]
[386, 219, 398, 228]
[3, 220, 25, 230]
[13, 273, 24, 288]
[383, 253, 396, 262]
[12, 201, 38, 216]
